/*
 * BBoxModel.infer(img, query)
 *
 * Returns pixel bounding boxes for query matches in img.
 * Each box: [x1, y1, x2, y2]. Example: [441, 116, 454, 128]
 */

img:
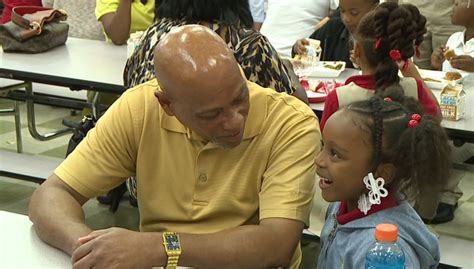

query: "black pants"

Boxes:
[299, 234, 321, 269]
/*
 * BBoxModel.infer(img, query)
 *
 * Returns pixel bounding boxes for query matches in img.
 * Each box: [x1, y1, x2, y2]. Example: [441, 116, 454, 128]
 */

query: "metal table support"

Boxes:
[24, 82, 74, 141]
[0, 81, 25, 153]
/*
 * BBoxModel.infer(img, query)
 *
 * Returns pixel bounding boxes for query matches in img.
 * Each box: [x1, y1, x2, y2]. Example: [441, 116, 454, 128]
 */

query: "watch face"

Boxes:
[165, 235, 180, 251]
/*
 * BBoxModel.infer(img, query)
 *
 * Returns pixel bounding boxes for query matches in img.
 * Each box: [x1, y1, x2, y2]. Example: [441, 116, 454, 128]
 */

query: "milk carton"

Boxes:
[305, 39, 322, 61]
[440, 84, 466, 120]
[300, 38, 322, 66]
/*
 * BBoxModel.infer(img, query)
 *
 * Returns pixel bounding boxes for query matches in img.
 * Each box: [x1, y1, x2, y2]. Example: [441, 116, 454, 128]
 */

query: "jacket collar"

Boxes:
[337, 194, 397, 225]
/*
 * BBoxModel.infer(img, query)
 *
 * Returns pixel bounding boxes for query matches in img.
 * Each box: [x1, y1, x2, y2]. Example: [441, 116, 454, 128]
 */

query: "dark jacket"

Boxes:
[309, 17, 354, 68]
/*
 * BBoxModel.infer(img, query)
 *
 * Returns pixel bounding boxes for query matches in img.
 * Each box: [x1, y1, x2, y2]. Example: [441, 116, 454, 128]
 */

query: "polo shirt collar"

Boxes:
[336, 194, 397, 225]
[160, 80, 265, 141]
[242, 81, 265, 140]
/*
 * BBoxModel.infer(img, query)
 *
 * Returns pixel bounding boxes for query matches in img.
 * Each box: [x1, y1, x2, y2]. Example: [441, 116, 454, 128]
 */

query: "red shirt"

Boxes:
[337, 194, 398, 225]
[320, 75, 440, 131]
[1, 0, 42, 24]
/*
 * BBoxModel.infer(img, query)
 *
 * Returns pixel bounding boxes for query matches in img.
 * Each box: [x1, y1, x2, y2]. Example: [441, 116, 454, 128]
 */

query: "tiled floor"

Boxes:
[1, 96, 473, 268]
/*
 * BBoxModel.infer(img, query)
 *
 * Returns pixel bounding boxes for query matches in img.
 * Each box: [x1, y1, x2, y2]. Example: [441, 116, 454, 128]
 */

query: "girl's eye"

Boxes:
[330, 149, 340, 159]
[350, 11, 359, 16]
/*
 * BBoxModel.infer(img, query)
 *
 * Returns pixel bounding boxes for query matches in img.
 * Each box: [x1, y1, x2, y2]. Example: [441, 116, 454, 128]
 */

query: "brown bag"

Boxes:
[0, 6, 69, 53]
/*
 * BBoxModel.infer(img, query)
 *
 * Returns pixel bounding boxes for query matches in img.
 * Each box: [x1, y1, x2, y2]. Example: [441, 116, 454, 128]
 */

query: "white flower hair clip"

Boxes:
[358, 172, 388, 215]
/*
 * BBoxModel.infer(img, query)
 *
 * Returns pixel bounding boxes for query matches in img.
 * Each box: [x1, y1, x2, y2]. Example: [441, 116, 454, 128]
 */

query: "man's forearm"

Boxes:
[29, 176, 92, 255]
[149, 219, 303, 269]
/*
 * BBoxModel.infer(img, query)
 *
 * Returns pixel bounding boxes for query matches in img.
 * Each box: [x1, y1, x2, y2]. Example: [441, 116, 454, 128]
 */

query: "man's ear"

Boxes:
[375, 163, 396, 185]
[154, 90, 175, 116]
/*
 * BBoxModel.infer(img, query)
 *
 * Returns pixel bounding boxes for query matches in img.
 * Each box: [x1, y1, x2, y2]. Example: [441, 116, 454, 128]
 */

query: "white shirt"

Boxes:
[249, 0, 266, 23]
[260, 0, 339, 58]
[442, 30, 474, 74]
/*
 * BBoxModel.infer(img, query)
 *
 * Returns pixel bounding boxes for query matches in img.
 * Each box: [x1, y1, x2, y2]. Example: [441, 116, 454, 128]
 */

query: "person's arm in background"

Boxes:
[431, 43, 474, 72]
[292, 16, 332, 57]
[249, 0, 265, 31]
[281, 58, 309, 104]
[98, 0, 133, 45]
[431, 45, 447, 70]
[450, 55, 474, 72]
[401, 59, 440, 111]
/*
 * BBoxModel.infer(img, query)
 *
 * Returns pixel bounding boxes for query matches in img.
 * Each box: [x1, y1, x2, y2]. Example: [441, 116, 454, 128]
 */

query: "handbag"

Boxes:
[0, 6, 69, 53]
[65, 115, 96, 157]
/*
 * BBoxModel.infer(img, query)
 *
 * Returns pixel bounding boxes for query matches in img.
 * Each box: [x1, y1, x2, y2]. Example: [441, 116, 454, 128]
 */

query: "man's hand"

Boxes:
[72, 228, 163, 269]
[292, 39, 310, 56]
[431, 45, 447, 70]
[450, 55, 474, 72]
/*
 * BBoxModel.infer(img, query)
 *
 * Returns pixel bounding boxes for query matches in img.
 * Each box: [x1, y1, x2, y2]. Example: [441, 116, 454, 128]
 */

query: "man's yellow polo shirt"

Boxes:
[95, 0, 154, 40]
[55, 79, 321, 268]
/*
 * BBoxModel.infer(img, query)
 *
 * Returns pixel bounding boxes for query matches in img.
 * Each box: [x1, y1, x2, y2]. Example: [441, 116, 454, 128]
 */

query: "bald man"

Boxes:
[29, 25, 321, 269]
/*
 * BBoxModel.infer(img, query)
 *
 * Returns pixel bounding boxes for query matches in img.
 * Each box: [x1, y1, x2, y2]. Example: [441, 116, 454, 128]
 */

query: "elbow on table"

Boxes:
[110, 37, 128, 46]
[28, 187, 43, 223]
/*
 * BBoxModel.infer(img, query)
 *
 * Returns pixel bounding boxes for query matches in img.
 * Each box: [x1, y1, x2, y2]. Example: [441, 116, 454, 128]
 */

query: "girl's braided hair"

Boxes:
[355, 2, 427, 99]
[346, 97, 450, 199]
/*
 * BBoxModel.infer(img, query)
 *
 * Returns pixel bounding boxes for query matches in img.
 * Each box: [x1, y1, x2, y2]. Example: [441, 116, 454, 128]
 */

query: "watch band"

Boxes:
[166, 255, 179, 267]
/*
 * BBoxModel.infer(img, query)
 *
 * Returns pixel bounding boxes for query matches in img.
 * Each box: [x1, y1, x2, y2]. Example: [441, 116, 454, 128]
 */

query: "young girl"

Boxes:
[320, 2, 440, 130]
[316, 96, 451, 268]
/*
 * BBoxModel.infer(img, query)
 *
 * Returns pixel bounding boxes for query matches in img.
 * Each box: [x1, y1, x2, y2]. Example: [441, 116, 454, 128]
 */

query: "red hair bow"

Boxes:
[389, 49, 402, 61]
[407, 113, 422, 128]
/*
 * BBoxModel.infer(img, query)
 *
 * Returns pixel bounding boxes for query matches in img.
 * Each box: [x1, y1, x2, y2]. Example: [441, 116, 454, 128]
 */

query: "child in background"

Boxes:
[292, 0, 379, 68]
[426, 0, 474, 224]
[316, 96, 450, 268]
[431, 0, 474, 73]
[319, 2, 439, 130]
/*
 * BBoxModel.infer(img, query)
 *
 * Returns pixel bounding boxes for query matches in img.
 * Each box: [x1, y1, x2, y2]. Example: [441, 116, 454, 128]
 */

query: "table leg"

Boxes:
[25, 82, 73, 141]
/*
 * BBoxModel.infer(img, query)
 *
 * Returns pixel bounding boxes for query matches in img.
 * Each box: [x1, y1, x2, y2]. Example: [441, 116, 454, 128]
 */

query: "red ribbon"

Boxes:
[389, 49, 402, 61]
[407, 113, 422, 128]
[375, 37, 381, 49]
[402, 60, 409, 71]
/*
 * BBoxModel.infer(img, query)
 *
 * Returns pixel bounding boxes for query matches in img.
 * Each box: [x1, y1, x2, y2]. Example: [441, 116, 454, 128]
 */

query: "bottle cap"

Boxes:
[375, 223, 398, 242]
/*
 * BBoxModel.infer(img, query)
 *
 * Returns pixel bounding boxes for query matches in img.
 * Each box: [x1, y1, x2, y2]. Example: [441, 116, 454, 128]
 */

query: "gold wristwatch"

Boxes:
[162, 232, 182, 267]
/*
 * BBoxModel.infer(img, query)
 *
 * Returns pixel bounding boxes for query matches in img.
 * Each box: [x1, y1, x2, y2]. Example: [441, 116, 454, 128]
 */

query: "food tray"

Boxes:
[307, 61, 346, 78]
[420, 69, 466, 90]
